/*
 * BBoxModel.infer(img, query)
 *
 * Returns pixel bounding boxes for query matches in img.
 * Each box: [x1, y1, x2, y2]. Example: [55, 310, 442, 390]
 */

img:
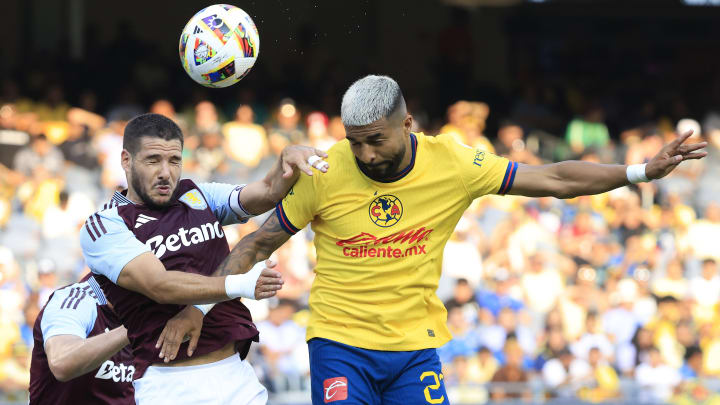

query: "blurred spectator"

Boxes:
[565, 104, 610, 155]
[19, 298, 40, 350]
[327, 116, 346, 142]
[33, 85, 70, 122]
[60, 110, 102, 170]
[192, 100, 222, 136]
[493, 120, 541, 164]
[36, 259, 58, 307]
[12, 134, 63, 178]
[577, 347, 620, 402]
[438, 304, 479, 364]
[542, 347, 592, 397]
[443, 279, 479, 324]
[476, 272, 524, 318]
[0, 104, 30, 168]
[535, 326, 568, 370]
[603, 280, 640, 347]
[306, 112, 335, 150]
[521, 254, 564, 318]
[572, 312, 614, 362]
[41, 190, 74, 240]
[686, 204, 720, 262]
[440, 101, 494, 152]
[440, 216, 483, 295]
[489, 340, 530, 401]
[635, 346, 681, 403]
[652, 258, 689, 300]
[97, 120, 127, 190]
[255, 299, 308, 392]
[476, 307, 535, 359]
[466, 346, 499, 384]
[689, 258, 720, 316]
[188, 131, 228, 182]
[680, 345, 704, 380]
[222, 104, 268, 168]
[268, 99, 305, 149]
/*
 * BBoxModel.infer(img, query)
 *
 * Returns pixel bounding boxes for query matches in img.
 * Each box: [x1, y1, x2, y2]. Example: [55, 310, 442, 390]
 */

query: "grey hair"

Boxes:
[341, 75, 403, 127]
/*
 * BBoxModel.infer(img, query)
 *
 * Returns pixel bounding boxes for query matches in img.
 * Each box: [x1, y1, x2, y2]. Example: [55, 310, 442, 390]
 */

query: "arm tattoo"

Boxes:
[213, 211, 291, 277]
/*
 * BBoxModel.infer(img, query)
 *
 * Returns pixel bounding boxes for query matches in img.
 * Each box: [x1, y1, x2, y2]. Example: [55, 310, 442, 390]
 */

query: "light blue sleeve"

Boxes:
[40, 282, 98, 343]
[80, 207, 150, 283]
[198, 182, 253, 226]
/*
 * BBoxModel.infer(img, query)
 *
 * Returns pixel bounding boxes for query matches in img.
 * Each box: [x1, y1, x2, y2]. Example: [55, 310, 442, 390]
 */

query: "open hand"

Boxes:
[155, 305, 204, 363]
[254, 259, 284, 300]
[646, 130, 707, 180]
[280, 145, 329, 177]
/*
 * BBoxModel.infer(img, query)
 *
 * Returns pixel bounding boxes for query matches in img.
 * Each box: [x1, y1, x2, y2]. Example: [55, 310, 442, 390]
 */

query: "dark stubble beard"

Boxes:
[130, 164, 174, 210]
[355, 141, 407, 182]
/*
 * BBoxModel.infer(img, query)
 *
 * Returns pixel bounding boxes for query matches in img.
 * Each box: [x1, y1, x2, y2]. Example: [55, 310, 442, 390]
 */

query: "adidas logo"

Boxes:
[135, 214, 158, 229]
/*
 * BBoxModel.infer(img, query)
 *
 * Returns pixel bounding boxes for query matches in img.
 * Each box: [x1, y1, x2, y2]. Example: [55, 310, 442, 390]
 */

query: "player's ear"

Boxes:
[121, 149, 132, 172]
[403, 114, 413, 134]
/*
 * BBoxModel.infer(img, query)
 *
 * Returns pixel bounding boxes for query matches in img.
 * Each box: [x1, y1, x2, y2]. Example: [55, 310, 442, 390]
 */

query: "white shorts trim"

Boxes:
[133, 354, 267, 405]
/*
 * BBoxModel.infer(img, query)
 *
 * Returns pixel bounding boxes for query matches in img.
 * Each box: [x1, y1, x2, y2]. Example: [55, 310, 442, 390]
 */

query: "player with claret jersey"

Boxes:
[29, 275, 134, 404]
[81, 113, 328, 404]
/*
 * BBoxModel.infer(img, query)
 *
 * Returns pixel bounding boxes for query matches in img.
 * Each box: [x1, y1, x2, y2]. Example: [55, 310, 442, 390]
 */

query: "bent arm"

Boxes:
[239, 146, 328, 214]
[115, 252, 229, 305]
[239, 157, 295, 215]
[45, 327, 129, 382]
[212, 211, 292, 277]
[509, 161, 629, 199]
[115, 213, 290, 304]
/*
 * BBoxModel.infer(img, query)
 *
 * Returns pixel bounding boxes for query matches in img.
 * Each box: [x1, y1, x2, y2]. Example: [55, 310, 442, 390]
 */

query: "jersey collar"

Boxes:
[112, 190, 135, 205]
[358, 132, 418, 184]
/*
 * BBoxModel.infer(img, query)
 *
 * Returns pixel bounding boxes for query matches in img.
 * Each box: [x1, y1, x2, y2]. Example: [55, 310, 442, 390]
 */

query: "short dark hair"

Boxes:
[123, 113, 183, 156]
[684, 345, 702, 361]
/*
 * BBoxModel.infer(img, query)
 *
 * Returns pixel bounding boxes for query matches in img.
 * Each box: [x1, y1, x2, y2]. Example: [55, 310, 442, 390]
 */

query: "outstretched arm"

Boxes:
[508, 130, 706, 199]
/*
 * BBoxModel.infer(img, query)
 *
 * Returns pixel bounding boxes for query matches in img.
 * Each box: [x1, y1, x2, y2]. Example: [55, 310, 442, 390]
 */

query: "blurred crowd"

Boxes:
[3, 83, 720, 405]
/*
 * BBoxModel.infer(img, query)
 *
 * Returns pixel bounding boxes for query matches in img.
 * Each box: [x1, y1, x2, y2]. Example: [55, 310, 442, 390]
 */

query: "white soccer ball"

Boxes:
[179, 4, 259, 88]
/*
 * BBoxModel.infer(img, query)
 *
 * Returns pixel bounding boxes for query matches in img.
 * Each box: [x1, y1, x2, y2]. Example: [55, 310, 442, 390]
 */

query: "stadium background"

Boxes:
[2, 0, 720, 403]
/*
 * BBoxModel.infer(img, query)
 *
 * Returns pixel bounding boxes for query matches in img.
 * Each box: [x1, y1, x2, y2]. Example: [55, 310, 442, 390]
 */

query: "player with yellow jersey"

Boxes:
[157, 75, 705, 404]
[276, 128, 515, 352]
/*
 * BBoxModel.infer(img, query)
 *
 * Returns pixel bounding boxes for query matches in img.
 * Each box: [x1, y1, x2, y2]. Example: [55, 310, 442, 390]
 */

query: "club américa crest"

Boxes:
[368, 194, 403, 227]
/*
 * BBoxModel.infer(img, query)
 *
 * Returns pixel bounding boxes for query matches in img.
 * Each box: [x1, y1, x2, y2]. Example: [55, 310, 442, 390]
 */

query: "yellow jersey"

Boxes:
[276, 132, 517, 351]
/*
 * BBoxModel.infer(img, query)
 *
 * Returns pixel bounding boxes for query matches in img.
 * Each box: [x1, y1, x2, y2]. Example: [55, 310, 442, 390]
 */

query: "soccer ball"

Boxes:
[179, 4, 259, 88]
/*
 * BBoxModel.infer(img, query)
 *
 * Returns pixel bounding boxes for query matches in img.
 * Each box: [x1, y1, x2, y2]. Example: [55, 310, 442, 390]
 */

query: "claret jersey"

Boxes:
[80, 179, 259, 379]
[29, 276, 134, 404]
[276, 133, 517, 351]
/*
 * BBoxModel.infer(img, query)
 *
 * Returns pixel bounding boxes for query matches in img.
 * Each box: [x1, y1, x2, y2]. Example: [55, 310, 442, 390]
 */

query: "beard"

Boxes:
[356, 142, 407, 182]
[130, 164, 175, 210]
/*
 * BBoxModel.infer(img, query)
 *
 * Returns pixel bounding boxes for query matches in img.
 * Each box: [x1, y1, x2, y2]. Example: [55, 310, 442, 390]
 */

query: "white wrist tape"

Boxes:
[307, 155, 329, 171]
[224, 261, 265, 300]
[626, 163, 649, 184]
[193, 303, 215, 316]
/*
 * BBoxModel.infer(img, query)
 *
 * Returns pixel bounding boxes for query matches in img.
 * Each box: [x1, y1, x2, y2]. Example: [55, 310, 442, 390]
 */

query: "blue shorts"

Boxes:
[308, 338, 449, 405]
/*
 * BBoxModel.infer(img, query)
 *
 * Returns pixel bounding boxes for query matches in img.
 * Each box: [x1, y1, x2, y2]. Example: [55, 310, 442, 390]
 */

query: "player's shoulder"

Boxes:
[176, 178, 200, 195]
[326, 139, 353, 163]
[46, 278, 102, 310]
[415, 132, 468, 158]
[420, 132, 465, 148]
[81, 198, 138, 245]
[83, 206, 125, 237]
[309, 140, 354, 184]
